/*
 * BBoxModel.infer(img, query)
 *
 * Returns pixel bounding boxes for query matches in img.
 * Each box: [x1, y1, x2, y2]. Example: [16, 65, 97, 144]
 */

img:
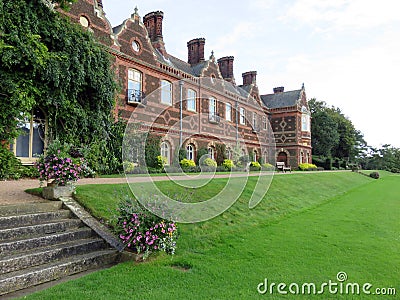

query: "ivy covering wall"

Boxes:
[0, 0, 124, 173]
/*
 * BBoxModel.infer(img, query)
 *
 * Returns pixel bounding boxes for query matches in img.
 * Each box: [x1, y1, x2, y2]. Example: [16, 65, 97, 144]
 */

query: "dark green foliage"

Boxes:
[0, 146, 23, 179]
[196, 147, 208, 165]
[308, 99, 364, 160]
[215, 143, 226, 166]
[144, 135, 161, 168]
[369, 172, 380, 179]
[0, 146, 39, 179]
[0, 0, 117, 147]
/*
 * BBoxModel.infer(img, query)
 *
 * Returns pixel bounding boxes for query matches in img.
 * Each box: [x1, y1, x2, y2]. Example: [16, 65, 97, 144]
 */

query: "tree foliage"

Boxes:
[0, 0, 117, 145]
[309, 99, 364, 159]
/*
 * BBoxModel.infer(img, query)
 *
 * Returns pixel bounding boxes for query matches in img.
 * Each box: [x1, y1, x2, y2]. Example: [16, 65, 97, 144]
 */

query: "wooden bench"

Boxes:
[276, 162, 291, 173]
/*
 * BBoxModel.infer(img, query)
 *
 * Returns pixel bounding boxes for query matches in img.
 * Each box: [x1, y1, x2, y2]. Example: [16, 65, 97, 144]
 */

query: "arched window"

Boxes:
[161, 80, 172, 105]
[226, 148, 232, 160]
[208, 146, 215, 160]
[186, 144, 195, 160]
[160, 142, 170, 165]
[264, 151, 269, 164]
[253, 150, 258, 162]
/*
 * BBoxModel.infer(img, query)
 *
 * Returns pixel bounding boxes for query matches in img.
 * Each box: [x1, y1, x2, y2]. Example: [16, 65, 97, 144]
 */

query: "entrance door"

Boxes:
[277, 152, 288, 165]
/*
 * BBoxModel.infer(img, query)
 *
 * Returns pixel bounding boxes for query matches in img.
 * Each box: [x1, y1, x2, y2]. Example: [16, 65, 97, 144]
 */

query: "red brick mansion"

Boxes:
[12, 0, 312, 168]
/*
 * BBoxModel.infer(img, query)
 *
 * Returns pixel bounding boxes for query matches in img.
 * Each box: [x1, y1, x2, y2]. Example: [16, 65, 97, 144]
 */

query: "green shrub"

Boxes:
[222, 159, 235, 170]
[261, 163, 274, 171]
[369, 172, 380, 179]
[0, 147, 23, 180]
[180, 159, 196, 168]
[298, 163, 318, 171]
[249, 161, 261, 171]
[123, 161, 135, 173]
[202, 158, 217, 167]
[156, 156, 167, 169]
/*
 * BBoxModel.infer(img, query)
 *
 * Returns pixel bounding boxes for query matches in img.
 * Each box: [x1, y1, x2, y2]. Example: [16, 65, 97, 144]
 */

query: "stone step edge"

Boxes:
[0, 249, 119, 295]
[0, 227, 94, 256]
[0, 210, 72, 230]
[0, 219, 83, 242]
[0, 237, 105, 264]
[0, 201, 63, 217]
[0, 238, 108, 276]
[60, 197, 124, 252]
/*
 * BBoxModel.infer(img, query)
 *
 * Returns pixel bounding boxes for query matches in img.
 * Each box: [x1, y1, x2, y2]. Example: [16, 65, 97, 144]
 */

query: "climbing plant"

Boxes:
[0, 0, 117, 145]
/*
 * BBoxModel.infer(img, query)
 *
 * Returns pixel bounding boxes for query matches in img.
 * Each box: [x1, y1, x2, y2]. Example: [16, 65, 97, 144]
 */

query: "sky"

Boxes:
[102, 0, 400, 148]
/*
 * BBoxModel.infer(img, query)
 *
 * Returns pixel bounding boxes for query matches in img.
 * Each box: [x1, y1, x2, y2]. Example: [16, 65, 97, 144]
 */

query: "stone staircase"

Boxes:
[0, 200, 121, 296]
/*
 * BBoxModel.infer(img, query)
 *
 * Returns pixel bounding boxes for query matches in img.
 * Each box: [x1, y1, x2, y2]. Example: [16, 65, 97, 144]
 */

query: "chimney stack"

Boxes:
[218, 56, 235, 82]
[273, 87, 284, 93]
[242, 71, 257, 85]
[143, 11, 166, 55]
[187, 38, 205, 65]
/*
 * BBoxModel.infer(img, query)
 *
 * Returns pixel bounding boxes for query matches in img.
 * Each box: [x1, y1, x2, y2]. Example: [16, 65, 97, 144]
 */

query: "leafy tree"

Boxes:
[0, 0, 117, 145]
[309, 99, 360, 160]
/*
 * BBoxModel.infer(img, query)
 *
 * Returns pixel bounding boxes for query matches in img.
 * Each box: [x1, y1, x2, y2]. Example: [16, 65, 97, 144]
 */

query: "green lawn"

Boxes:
[22, 171, 399, 299]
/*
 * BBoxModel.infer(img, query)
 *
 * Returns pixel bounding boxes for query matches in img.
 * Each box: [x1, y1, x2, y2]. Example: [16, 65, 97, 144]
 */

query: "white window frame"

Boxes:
[161, 80, 172, 105]
[209, 97, 217, 117]
[208, 147, 215, 160]
[239, 107, 245, 125]
[262, 116, 267, 130]
[225, 103, 232, 121]
[186, 144, 194, 160]
[187, 89, 196, 112]
[252, 112, 257, 128]
[128, 69, 142, 103]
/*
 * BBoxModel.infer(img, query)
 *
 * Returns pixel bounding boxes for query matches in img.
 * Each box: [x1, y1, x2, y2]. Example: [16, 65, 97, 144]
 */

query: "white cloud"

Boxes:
[281, 0, 400, 32]
[277, 30, 400, 147]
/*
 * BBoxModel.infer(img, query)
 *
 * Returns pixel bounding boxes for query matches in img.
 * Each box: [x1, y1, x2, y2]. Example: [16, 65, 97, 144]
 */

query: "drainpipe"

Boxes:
[179, 80, 184, 147]
[235, 100, 239, 145]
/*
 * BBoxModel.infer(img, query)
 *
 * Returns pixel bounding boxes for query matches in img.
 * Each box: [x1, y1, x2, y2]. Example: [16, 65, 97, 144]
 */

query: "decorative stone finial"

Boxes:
[131, 6, 139, 19]
[302, 82, 305, 89]
[210, 50, 215, 60]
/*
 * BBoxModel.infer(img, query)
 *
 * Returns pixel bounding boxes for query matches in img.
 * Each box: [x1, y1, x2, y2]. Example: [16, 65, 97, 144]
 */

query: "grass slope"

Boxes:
[22, 172, 399, 299]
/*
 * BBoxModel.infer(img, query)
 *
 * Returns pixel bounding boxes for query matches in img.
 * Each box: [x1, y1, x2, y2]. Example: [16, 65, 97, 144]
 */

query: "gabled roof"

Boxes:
[261, 89, 302, 109]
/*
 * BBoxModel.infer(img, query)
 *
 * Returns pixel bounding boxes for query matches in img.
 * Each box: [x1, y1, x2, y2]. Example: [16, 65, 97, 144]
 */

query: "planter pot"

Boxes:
[42, 184, 76, 200]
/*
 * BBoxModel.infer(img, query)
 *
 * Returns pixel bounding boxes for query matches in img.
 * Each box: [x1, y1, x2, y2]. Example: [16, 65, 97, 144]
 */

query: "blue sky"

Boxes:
[102, 0, 400, 148]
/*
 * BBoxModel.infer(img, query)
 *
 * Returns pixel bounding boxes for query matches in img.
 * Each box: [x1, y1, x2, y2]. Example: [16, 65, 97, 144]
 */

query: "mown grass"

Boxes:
[21, 171, 399, 299]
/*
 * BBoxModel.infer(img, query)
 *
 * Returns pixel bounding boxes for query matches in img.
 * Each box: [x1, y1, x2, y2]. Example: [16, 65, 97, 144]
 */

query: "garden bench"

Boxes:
[276, 162, 291, 173]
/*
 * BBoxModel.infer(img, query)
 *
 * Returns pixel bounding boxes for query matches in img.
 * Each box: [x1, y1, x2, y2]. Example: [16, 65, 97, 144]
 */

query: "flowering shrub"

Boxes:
[115, 197, 178, 259]
[156, 155, 168, 169]
[202, 157, 217, 167]
[35, 154, 82, 185]
[180, 158, 196, 168]
[298, 163, 318, 171]
[249, 161, 261, 171]
[222, 159, 235, 170]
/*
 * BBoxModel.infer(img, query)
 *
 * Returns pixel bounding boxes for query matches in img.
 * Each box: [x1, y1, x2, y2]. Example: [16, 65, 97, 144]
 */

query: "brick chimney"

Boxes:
[242, 71, 257, 85]
[187, 38, 205, 65]
[273, 87, 284, 93]
[218, 56, 235, 82]
[143, 11, 166, 55]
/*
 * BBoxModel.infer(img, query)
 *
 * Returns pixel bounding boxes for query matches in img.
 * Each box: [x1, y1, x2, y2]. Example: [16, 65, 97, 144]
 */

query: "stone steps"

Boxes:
[0, 201, 120, 296]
